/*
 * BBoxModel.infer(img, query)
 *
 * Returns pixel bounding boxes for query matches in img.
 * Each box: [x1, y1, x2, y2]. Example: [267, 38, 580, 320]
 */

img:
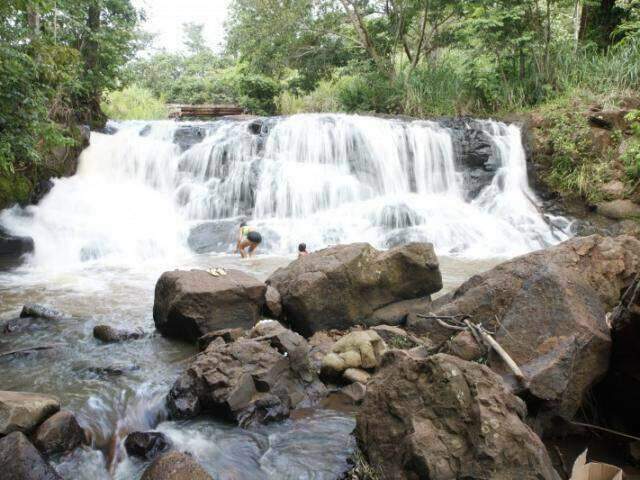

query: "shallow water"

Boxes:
[0, 252, 497, 479]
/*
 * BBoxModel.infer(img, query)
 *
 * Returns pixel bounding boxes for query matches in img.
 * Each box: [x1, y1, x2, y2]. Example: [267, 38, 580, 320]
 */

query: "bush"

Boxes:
[335, 73, 402, 114]
[277, 79, 342, 114]
[102, 85, 167, 120]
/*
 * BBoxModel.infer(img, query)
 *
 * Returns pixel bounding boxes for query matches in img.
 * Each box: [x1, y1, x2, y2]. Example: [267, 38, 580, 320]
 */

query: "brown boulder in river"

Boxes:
[33, 410, 85, 456]
[267, 242, 442, 336]
[153, 269, 266, 342]
[356, 351, 560, 480]
[141, 451, 212, 480]
[407, 234, 640, 428]
[0, 390, 60, 436]
[0, 431, 62, 480]
[167, 321, 326, 426]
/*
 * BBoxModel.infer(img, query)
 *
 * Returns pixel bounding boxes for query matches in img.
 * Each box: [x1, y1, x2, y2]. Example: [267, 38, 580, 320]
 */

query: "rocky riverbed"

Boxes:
[3, 237, 640, 479]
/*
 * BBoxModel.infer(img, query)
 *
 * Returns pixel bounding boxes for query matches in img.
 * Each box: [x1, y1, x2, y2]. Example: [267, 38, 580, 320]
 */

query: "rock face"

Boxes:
[321, 330, 387, 380]
[0, 432, 62, 480]
[93, 325, 144, 343]
[125, 431, 172, 460]
[0, 391, 60, 436]
[141, 451, 212, 480]
[167, 321, 326, 426]
[153, 269, 266, 342]
[407, 235, 640, 426]
[33, 411, 84, 456]
[0, 227, 34, 270]
[267, 242, 442, 336]
[356, 351, 560, 480]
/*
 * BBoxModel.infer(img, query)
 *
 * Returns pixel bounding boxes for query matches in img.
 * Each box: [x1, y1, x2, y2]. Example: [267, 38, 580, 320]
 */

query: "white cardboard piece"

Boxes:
[570, 449, 624, 480]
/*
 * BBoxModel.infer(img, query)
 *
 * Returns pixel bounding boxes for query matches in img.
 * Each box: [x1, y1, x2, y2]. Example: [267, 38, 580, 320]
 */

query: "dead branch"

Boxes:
[477, 326, 526, 382]
[570, 420, 640, 443]
[0, 343, 64, 358]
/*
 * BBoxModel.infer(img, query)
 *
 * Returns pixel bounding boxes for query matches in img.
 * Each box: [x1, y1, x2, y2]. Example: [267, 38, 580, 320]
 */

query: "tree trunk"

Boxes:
[79, 1, 107, 128]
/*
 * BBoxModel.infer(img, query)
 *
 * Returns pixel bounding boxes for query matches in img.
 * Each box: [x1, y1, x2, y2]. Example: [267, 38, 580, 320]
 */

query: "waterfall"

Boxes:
[0, 113, 569, 268]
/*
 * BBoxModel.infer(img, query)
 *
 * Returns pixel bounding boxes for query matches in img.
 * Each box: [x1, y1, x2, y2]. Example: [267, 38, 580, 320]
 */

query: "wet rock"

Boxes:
[186, 220, 237, 254]
[0, 432, 62, 480]
[264, 285, 282, 318]
[356, 351, 560, 480]
[343, 368, 370, 384]
[447, 330, 485, 361]
[370, 325, 423, 350]
[197, 328, 245, 351]
[93, 325, 144, 343]
[153, 269, 266, 342]
[141, 451, 212, 480]
[597, 199, 640, 220]
[20, 304, 64, 321]
[368, 296, 431, 327]
[268, 242, 442, 336]
[407, 235, 640, 428]
[33, 411, 84, 456]
[321, 330, 387, 379]
[0, 227, 34, 270]
[124, 431, 172, 460]
[373, 204, 420, 229]
[167, 322, 326, 426]
[340, 382, 367, 404]
[173, 125, 208, 151]
[0, 391, 60, 436]
[86, 363, 140, 377]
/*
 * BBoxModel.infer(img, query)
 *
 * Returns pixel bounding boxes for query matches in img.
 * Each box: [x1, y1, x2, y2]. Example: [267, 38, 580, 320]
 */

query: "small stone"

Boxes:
[20, 304, 63, 321]
[448, 330, 484, 361]
[198, 328, 245, 351]
[343, 368, 370, 384]
[125, 431, 172, 460]
[33, 411, 84, 456]
[93, 325, 144, 343]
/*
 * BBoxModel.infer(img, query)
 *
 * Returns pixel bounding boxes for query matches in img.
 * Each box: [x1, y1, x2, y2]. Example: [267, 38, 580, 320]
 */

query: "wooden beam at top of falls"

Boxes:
[168, 104, 247, 119]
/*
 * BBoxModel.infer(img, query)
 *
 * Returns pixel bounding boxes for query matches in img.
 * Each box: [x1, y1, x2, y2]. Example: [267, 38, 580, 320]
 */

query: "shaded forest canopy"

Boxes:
[1, 0, 640, 190]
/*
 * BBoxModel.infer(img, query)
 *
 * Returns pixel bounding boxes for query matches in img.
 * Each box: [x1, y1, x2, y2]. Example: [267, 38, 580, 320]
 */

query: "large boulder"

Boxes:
[167, 321, 326, 426]
[0, 432, 62, 480]
[267, 242, 442, 336]
[0, 391, 60, 436]
[597, 199, 640, 220]
[153, 269, 266, 342]
[0, 227, 34, 271]
[141, 451, 212, 480]
[125, 431, 172, 460]
[407, 235, 640, 427]
[356, 351, 560, 480]
[33, 411, 84, 456]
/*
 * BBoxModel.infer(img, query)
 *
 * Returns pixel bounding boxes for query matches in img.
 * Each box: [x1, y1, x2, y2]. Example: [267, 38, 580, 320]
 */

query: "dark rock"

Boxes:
[407, 235, 640, 428]
[20, 304, 64, 321]
[0, 391, 60, 436]
[153, 269, 266, 343]
[93, 325, 144, 343]
[187, 220, 237, 254]
[124, 431, 172, 460]
[33, 411, 84, 456]
[173, 125, 208, 151]
[141, 451, 212, 480]
[197, 328, 245, 351]
[373, 204, 421, 229]
[31, 179, 54, 205]
[167, 322, 326, 426]
[447, 330, 485, 361]
[368, 297, 431, 327]
[86, 364, 140, 377]
[0, 227, 34, 270]
[0, 432, 62, 480]
[267, 242, 442, 337]
[356, 351, 560, 480]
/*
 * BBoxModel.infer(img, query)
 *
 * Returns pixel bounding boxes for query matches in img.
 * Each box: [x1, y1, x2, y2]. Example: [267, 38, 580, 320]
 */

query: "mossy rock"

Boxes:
[0, 174, 33, 210]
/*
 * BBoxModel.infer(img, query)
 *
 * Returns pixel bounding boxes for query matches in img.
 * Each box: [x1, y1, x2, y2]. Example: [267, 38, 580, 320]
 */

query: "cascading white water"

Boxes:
[0, 113, 570, 268]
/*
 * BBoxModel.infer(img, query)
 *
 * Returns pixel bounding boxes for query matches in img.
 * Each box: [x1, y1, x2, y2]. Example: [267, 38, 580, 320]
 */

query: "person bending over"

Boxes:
[236, 221, 262, 258]
[298, 243, 309, 258]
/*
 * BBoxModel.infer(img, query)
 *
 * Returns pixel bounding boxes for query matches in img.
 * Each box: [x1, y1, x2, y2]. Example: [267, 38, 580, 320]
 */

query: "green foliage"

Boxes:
[335, 72, 403, 114]
[623, 110, 640, 181]
[102, 85, 167, 120]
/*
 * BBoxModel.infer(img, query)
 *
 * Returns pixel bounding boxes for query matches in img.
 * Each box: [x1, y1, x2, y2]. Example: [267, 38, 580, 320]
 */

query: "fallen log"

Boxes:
[0, 343, 64, 358]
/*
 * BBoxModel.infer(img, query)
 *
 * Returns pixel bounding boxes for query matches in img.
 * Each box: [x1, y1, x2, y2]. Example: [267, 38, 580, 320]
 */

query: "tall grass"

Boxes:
[102, 85, 168, 120]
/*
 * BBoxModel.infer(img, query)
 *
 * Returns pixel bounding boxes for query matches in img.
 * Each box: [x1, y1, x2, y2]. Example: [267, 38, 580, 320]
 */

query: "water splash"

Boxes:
[0, 114, 569, 268]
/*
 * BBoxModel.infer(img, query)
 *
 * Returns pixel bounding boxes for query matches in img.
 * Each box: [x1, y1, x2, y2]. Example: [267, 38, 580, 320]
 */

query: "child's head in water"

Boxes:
[298, 243, 308, 256]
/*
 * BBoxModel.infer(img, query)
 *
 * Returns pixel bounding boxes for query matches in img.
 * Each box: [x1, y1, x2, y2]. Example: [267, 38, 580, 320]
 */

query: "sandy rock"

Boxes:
[93, 325, 144, 343]
[264, 285, 282, 318]
[267, 242, 442, 336]
[141, 451, 212, 480]
[356, 351, 560, 480]
[597, 199, 640, 220]
[33, 411, 84, 456]
[321, 330, 387, 378]
[153, 269, 266, 342]
[601, 180, 626, 200]
[0, 431, 62, 480]
[0, 391, 60, 436]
